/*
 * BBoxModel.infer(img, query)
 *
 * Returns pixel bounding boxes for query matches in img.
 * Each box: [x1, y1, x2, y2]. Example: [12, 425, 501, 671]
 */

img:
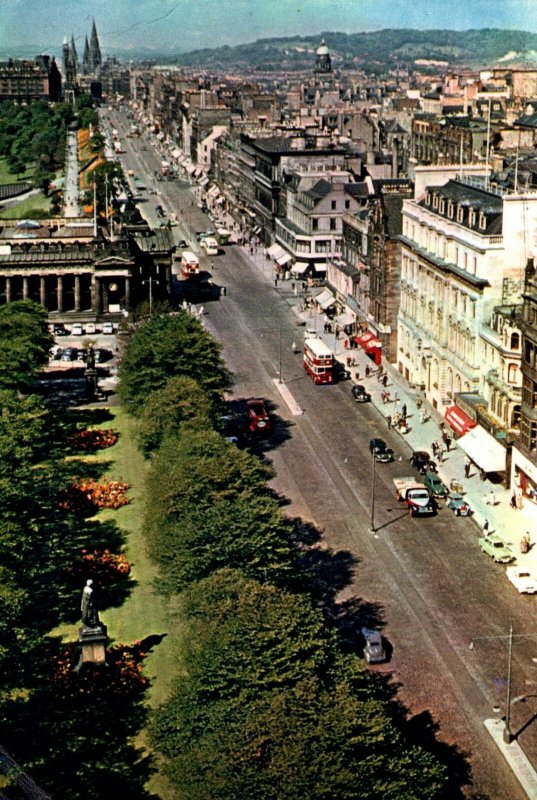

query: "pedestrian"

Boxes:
[365, 365, 371, 377]
[479, 469, 486, 482]
[222, 285, 227, 296]
[385, 391, 391, 403]
[437, 447, 444, 464]
[377, 365, 384, 380]
[419, 407, 427, 425]
[355, 371, 361, 381]
[464, 459, 471, 479]
[401, 403, 407, 420]
[483, 519, 490, 535]
[400, 418, 408, 434]
[249, 245, 254, 255]
[431, 441, 437, 457]
[386, 414, 392, 429]
[516, 490, 523, 510]
[344, 339, 349, 350]
[382, 374, 388, 388]
[292, 341, 298, 354]
[346, 355, 352, 367]
[274, 277, 278, 287]
[381, 390, 387, 404]
[291, 282, 295, 291]
[485, 490, 495, 506]
[510, 492, 517, 509]
[444, 434, 451, 452]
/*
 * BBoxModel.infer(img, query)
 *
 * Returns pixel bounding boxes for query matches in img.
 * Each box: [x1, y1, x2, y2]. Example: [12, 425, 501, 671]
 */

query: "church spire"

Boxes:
[82, 35, 90, 73]
[70, 34, 78, 67]
[89, 17, 102, 72]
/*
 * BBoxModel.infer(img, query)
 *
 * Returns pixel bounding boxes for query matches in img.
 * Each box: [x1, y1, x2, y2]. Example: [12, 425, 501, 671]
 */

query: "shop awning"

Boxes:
[199, 176, 209, 187]
[313, 263, 327, 273]
[184, 162, 196, 175]
[194, 167, 203, 177]
[457, 425, 506, 473]
[354, 331, 382, 364]
[267, 243, 285, 260]
[171, 148, 181, 159]
[276, 251, 292, 266]
[207, 185, 220, 198]
[314, 288, 336, 310]
[335, 312, 355, 327]
[444, 405, 476, 437]
[291, 261, 309, 274]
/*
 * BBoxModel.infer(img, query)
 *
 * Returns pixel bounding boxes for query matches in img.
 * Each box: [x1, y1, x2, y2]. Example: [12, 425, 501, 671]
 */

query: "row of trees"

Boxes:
[0, 301, 155, 798]
[118, 313, 450, 799]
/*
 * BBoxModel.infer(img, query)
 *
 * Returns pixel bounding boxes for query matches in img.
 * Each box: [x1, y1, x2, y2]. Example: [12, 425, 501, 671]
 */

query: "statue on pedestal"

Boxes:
[81, 579, 100, 628]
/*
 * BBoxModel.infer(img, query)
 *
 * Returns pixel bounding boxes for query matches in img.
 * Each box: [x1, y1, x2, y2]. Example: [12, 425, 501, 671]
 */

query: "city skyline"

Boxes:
[3, 0, 537, 59]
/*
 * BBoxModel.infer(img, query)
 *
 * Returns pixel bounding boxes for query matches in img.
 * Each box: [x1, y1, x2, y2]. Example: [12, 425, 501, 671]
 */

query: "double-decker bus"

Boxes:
[172, 250, 199, 279]
[303, 338, 334, 384]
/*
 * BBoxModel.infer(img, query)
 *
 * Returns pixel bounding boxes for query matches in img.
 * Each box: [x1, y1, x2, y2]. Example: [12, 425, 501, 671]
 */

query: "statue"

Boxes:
[86, 345, 96, 370]
[80, 579, 100, 628]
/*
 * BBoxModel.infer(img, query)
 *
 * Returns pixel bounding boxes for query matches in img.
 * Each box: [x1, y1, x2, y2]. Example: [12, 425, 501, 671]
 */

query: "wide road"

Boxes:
[106, 108, 535, 799]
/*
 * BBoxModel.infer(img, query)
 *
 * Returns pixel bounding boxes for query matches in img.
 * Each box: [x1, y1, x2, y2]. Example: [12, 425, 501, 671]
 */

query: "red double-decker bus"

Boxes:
[303, 338, 334, 384]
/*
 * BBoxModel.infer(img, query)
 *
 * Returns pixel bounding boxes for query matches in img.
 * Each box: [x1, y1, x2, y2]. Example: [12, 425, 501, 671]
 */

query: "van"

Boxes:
[71, 323, 83, 335]
[102, 322, 114, 335]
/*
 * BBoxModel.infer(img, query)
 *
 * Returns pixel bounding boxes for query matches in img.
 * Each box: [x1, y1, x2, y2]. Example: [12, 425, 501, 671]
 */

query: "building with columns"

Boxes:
[397, 166, 531, 426]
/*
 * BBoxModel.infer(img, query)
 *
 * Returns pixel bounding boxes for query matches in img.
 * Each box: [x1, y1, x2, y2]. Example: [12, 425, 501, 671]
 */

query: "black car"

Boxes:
[410, 450, 434, 474]
[60, 347, 79, 361]
[53, 323, 68, 336]
[352, 384, 371, 402]
[177, 240, 188, 249]
[369, 438, 394, 463]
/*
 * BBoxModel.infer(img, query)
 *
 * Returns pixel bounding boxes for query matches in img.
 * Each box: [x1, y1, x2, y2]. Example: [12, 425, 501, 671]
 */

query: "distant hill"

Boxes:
[170, 28, 537, 72]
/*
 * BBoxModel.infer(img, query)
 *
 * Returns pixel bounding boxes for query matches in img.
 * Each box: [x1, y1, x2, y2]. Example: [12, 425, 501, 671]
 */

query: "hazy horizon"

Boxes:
[2, 0, 537, 60]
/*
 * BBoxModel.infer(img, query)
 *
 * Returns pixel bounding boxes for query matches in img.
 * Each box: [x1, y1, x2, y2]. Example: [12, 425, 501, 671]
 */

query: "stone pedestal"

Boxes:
[85, 367, 98, 401]
[75, 624, 108, 670]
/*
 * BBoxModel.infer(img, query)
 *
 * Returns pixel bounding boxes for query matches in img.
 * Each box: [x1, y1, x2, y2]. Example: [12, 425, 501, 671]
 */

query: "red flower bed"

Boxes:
[59, 479, 130, 513]
[69, 429, 119, 451]
[50, 641, 149, 697]
[70, 548, 132, 585]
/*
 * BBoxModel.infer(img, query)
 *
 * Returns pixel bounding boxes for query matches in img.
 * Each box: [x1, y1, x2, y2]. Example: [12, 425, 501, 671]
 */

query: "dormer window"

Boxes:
[439, 199, 445, 214]
[433, 194, 439, 209]
[457, 206, 464, 223]
[447, 202, 454, 218]
[425, 192, 431, 206]
[479, 212, 487, 230]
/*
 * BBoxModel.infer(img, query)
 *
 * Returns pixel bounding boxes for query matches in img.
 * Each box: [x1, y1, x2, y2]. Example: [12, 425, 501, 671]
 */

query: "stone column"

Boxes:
[124, 276, 130, 310]
[40, 276, 46, 307]
[74, 275, 81, 312]
[5, 277, 11, 303]
[22, 276, 28, 300]
[57, 275, 64, 313]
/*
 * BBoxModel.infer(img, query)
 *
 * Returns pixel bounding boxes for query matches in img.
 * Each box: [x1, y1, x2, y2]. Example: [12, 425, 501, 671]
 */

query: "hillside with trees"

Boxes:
[171, 27, 537, 71]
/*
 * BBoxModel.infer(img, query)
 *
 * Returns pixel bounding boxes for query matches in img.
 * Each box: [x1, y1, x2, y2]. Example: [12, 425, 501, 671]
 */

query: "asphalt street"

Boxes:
[106, 108, 534, 799]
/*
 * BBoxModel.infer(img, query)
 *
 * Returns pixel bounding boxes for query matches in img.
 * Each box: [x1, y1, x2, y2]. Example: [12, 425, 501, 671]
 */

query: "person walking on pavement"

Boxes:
[419, 407, 427, 424]
[401, 403, 407, 421]
[464, 458, 471, 479]
[483, 519, 490, 535]
[510, 492, 517, 509]
[436, 447, 444, 464]
[382, 374, 388, 387]
[386, 414, 392, 429]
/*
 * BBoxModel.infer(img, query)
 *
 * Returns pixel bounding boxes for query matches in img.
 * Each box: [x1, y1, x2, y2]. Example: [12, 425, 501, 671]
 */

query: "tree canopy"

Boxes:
[118, 313, 232, 414]
[0, 301, 53, 391]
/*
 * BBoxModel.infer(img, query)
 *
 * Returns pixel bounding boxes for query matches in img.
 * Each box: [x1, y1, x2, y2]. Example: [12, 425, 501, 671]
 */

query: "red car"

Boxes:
[246, 399, 271, 434]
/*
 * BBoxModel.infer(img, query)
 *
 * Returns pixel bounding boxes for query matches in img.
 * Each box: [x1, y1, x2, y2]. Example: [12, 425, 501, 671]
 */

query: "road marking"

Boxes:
[272, 378, 302, 415]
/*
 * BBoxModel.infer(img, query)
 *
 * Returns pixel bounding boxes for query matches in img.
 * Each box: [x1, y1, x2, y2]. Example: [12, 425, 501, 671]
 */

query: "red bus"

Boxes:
[303, 338, 334, 384]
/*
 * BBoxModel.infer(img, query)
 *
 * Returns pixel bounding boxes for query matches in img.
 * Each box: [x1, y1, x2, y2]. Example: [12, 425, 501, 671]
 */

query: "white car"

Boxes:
[506, 566, 537, 594]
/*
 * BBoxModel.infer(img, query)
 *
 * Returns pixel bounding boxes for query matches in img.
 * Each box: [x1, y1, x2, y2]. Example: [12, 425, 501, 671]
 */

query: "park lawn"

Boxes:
[0, 156, 35, 185]
[0, 192, 53, 219]
[55, 406, 183, 799]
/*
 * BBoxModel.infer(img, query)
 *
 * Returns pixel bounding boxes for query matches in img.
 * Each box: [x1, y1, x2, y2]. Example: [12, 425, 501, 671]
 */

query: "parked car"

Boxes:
[60, 347, 78, 361]
[410, 450, 433, 474]
[446, 493, 471, 516]
[102, 322, 114, 335]
[479, 534, 516, 563]
[352, 384, 371, 403]
[85, 323, 97, 334]
[423, 471, 449, 498]
[71, 323, 83, 335]
[53, 323, 68, 336]
[361, 627, 386, 664]
[369, 438, 394, 463]
[246, 399, 271, 434]
[506, 566, 537, 594]
[177, 240, 188, 249]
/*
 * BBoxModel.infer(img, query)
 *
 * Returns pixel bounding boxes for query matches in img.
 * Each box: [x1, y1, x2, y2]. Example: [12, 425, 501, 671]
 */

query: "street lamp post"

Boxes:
[278, 325, 282, 384]
[504, 623, 514, 744]
[369, 449, 376, 534]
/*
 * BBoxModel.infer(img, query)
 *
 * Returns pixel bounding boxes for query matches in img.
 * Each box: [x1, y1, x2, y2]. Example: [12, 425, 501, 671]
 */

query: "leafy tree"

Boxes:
[118, 313, 231, 414]
[147, 493, 297, 594]
[151, 571, 447, 800]
[0, 301, 53, 391]
[137, 375, 216, 457]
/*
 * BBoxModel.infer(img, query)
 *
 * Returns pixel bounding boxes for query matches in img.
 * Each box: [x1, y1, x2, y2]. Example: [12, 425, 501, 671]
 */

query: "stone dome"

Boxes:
[316, 39, 329, 56]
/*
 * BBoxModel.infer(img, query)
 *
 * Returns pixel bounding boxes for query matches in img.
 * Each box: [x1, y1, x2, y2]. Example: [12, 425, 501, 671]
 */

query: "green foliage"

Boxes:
[136, 375, 216, 457]
[0, 301, 53, 391]
[118, 312, 232, 414]
[151, 572, 447, 800]
[0, 99, 68, 179]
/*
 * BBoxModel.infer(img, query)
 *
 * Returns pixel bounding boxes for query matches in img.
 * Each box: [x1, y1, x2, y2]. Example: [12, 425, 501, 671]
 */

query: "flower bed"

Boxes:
[70, 548, 132, 585]
[50, 641, 149, 697]
[60, 479, 129, 514]
[69, 429, 119, 451]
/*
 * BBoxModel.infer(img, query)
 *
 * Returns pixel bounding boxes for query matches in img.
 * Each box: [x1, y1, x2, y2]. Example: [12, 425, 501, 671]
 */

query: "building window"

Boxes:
[331, 200, 337, 210]
[330, 218, 337, 231]
[511, 332, 520, 350]
[312, 219, 318, 231]
[345, 199, 350, 209]
[315, 240, 331, 253]
[508, 363, 518, 383]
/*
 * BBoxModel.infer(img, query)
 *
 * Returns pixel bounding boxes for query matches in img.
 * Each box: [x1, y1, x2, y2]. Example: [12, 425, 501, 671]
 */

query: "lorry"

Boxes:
[393, 477, 435, 517]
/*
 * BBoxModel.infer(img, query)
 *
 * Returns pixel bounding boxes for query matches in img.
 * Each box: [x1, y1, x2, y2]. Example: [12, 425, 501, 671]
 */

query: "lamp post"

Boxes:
[278, 325, 282, 384]
[142, 273, 156, 317]
[369, 448, 376, 534]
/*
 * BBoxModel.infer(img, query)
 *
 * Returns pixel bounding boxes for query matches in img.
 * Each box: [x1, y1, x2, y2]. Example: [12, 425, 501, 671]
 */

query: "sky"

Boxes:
[4, 0, 537, 57]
